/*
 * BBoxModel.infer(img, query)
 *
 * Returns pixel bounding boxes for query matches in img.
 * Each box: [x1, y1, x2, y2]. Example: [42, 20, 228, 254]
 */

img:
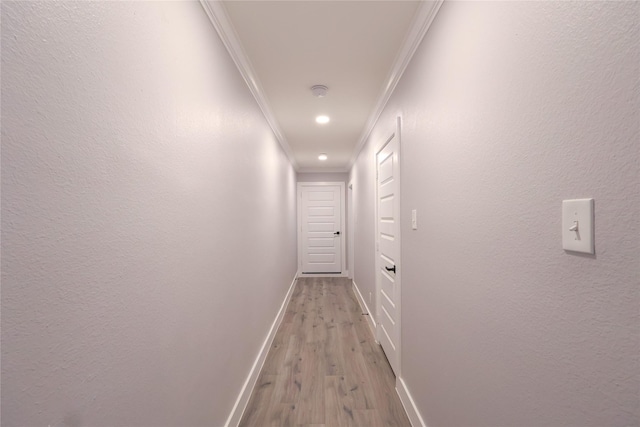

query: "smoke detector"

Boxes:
[311, 85, 328, 98]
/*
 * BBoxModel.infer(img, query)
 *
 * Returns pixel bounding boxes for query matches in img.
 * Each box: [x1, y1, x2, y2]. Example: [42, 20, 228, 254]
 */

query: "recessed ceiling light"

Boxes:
[316, 115, 330, 124]
[318, 153, 328, 161]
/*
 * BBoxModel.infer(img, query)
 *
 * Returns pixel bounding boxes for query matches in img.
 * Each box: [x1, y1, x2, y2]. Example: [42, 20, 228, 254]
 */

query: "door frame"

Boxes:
[374, 116, 402, 375]
[297, 182, 347, 277]
[348, 181, 355, 280]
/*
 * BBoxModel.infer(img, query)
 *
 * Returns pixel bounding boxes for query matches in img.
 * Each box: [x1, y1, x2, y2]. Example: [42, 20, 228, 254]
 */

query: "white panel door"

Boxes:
[301, 185, 342, 273]
[376, 124, 401, 375]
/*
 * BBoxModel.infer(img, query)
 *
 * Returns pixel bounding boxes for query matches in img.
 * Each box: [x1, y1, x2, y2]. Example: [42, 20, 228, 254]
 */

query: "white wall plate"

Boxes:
[562, 199, 594, 254]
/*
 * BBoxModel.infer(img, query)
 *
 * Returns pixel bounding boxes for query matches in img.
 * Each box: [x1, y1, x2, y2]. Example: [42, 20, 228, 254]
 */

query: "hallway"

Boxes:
[239, 277, 410, 427]
[2, 2, 638, 425]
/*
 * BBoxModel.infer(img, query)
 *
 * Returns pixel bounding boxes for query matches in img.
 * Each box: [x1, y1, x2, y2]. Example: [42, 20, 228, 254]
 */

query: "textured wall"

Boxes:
[1, 2, 297, 426]
[351, 1, 639, 425]
[350, 135, 377, 304]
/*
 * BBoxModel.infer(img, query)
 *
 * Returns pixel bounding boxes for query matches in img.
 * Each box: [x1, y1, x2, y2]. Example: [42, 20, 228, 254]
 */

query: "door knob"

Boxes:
[385, 265, 396, 273]
[334, 231, 341, 235]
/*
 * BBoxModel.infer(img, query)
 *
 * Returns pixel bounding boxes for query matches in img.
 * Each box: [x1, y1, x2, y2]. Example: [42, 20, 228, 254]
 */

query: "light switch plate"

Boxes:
[562, 198, 594, 254]
[411, 209, 417, 230]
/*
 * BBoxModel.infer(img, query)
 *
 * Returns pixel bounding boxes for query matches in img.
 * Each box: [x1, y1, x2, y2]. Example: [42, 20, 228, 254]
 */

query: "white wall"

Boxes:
[1, 2, 297, 426]
[350, 2, 639, 426]
[350, 141, 377, 302]
[297, 172, 349, 184]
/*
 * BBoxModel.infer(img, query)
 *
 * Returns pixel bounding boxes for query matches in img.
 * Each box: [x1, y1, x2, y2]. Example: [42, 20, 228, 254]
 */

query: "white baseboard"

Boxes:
[224, 275, 298, 427]
[396, 376, 427, 427]
[351, 280, 376, 335]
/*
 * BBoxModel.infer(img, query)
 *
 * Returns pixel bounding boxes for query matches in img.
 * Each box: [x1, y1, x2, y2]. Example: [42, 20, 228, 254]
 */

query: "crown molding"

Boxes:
[200, 0, 299, 171]
[348, 0, 444, 169]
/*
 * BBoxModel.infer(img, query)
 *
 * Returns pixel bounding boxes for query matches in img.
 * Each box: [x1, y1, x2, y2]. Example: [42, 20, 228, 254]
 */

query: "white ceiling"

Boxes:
[202, 1, 442, 172]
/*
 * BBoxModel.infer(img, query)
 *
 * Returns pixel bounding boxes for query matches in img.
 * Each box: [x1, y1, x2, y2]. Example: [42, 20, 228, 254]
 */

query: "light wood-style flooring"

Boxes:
[239, 277, 411, 427]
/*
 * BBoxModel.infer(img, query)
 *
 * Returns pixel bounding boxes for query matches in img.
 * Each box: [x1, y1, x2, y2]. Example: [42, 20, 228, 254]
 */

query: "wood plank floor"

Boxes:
[239, 277, 411, 427]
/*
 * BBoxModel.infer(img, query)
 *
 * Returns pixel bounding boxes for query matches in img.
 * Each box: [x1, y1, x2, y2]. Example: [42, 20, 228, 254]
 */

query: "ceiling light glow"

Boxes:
[318, 153, 328, 161]
[315, 115, 330, 124]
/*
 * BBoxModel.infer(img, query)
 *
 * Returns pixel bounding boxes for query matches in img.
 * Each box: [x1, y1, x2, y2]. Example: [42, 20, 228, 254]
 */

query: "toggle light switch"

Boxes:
[562, 199, 594, 254]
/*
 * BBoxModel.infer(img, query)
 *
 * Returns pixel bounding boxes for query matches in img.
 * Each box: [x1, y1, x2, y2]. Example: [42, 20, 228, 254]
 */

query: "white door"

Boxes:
[300, 184, 343, 274]
[376, 120, 401, 375]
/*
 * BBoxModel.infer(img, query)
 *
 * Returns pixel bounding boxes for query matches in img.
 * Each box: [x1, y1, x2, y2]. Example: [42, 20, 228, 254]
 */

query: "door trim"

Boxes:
[348, 181, 355, 280]
[297, 182, 347, 277]
[374, 116, 402, 376]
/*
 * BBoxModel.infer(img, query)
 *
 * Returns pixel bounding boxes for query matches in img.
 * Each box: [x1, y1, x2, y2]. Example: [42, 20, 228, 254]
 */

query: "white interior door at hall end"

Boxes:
[377, 130, 400, 375]
[301, 185, 342, 274]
